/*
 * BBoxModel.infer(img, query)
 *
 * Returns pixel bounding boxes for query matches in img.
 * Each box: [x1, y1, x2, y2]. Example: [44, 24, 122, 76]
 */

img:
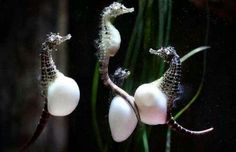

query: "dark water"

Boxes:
[0, 0, 235, 152]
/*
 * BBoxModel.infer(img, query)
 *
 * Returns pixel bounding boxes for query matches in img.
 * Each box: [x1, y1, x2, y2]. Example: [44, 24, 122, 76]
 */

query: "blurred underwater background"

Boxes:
[0, 0, 235, 151]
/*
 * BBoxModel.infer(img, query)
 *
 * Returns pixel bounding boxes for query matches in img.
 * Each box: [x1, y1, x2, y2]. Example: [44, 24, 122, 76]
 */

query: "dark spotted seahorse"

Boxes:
[20, 33, 71, 151]
[150, 47, 213, 135]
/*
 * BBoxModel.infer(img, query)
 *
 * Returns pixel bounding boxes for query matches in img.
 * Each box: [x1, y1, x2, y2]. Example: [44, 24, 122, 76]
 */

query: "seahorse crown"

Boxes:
[102, 2, 134, 18]
[42, 33, 71, 51]
[149, 46, 178, 63]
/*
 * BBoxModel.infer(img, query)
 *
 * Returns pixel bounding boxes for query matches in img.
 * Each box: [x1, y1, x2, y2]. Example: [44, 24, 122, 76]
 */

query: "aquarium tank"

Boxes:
[0, 0, 235, 152]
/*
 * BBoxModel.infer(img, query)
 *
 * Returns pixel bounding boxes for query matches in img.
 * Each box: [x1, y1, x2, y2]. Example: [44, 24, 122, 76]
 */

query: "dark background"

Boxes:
[0, 0, 235, 151]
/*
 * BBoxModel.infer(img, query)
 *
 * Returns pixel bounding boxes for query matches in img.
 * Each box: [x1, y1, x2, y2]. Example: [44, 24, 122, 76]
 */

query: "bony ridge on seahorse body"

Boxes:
[134, 46, 213, 135]
[20, 33, 80, 151]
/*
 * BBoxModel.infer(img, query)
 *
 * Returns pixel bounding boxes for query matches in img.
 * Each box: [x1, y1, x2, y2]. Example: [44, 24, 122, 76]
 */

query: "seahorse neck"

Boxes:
[99, 13, 121, 59]
[101, 14, 114, 30]
[159, 56, 181, 105]
[40, 48, 57, 94]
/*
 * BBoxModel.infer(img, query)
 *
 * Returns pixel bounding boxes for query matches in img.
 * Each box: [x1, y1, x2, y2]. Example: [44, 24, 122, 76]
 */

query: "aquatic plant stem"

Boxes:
[176, 48, 211, 119]
[155, 0, 167, 78]
[91, 62, 107, 152]
[157, 0, 164, 47]
[164, 0, 172, 46]
[180, 46, 210, 63]
[124, 0, 146, 67]
[124, 0, 146, 92]
[177, 47, 211, 117]
[142, 125, 150, 152]
[165, 128, 172, 152]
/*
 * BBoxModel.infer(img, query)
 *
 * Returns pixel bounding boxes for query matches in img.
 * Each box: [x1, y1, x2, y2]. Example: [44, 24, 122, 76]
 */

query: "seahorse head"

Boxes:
[102, 2, 134, 18]
[43, 33, 71, 50]
[149, 47, 178, 62]
[113, 67, 130, 80]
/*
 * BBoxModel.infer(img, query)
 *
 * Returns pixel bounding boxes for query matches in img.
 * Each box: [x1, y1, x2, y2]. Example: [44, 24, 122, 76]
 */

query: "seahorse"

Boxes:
[150, 47, 182, 110]
[96, 2, 134, 83]
[95, 2, 140, 119]
[111, 67, 130, 88]
[149, 47, 213, 135]
[20, 33, 80, 151]
[108, 67, 130, 100]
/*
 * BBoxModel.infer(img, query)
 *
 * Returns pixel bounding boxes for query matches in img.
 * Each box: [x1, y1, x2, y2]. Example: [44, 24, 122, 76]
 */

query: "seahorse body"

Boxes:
[40, 43, 57, 95]
[150, 47, 213, 135]
[98, 20, 121, 58]
[159, 53, 181, 110]
[20, 33, 71, 151]
[96, 2, 134, 84]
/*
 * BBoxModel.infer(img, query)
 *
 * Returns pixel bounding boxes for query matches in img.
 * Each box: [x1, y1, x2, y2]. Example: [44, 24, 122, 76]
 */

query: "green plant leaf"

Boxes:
[91, 62, 107, 152]
[174, 46, 210, 119]
[165, 128, 172, 152]
[142, 125, 149, 152]
[165, 46, 210, 152]
[180, 46, 210, 63]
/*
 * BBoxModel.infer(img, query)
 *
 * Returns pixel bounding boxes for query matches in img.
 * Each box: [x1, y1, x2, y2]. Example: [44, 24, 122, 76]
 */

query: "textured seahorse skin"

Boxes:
[40, 44, 57, 95]
[159, 55, 182, 111]
[96, 2, 134, 68]
[97, 3, 120, 62]
[111, 68, 130, 87]
[40, 33, 71, 93]
[97, 4, 120, 82]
